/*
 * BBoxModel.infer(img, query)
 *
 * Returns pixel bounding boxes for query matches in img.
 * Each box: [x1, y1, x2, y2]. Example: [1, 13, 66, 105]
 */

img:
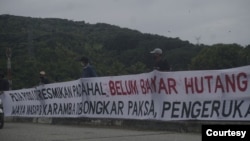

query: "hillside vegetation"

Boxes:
[0, 15, 249, 89]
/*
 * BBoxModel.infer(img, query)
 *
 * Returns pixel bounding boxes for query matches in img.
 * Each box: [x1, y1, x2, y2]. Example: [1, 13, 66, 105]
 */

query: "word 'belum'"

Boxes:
[206, 129, 246, 138]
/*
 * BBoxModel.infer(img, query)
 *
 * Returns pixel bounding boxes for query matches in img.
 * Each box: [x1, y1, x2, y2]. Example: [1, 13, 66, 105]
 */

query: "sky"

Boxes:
[0, 0, 250, 46]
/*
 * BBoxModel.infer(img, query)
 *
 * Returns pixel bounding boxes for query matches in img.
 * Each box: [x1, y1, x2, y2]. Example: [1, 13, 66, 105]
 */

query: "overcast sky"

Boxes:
[1, 0, 249, 46]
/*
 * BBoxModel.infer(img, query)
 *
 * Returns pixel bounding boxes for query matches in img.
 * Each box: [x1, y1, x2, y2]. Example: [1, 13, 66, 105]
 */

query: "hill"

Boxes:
[0, 14, 203, 89]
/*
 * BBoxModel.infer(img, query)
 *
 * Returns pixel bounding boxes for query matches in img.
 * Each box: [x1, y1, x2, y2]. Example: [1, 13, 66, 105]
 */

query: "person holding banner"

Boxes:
[79, 56, 97, 78]
[150, 48, 170, 71]
[39, 71, 50, 85]
[34, 70, 52, 124]
[77, 56, 98, 124]
[0, 70, 9, 92]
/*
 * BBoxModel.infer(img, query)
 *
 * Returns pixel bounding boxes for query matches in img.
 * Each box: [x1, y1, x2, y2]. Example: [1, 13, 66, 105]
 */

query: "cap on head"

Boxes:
[150, 48, 162, 54]
[40, 71, 46, 75]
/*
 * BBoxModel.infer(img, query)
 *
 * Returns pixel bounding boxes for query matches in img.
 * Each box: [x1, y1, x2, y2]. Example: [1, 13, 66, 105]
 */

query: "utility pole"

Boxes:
[6, 48, 12, 90]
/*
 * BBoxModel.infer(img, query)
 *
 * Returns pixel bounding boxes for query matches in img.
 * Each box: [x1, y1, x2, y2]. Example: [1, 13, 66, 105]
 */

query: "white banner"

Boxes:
[1, 66, 250, 121]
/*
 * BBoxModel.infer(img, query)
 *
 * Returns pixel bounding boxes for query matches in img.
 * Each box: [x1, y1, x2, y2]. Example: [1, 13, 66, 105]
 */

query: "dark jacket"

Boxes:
[82, 65, 97, 78]
[39, 77, 50, 85]
[154, 59, 170, 71]
[0, 78, 9, 91]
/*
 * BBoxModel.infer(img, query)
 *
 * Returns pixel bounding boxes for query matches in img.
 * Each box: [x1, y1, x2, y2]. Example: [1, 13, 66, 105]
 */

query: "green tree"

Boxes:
[189, 44, 244, 70]
[240, 45, 250, 65]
